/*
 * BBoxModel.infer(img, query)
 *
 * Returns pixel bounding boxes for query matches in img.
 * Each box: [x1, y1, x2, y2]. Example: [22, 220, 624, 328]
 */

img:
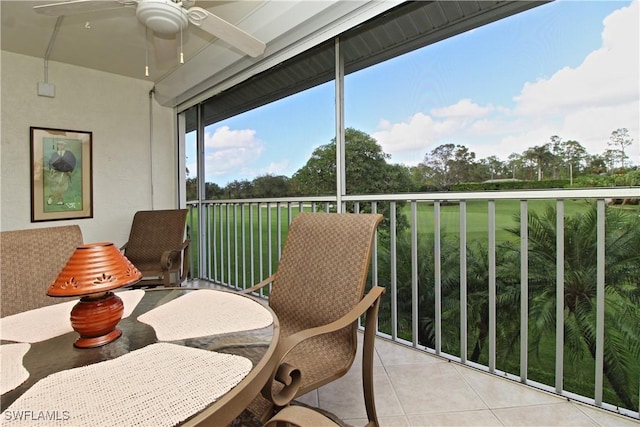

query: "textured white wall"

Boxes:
[1, 51, 177, 245]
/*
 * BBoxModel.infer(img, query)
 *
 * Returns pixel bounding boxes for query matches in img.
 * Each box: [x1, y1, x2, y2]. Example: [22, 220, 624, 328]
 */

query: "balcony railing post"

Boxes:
[555, 200, 565, 394]
[371, 202, 380, 333]
[434, 200, 442, 356]
[520, 200, 529, 383]
[205, 204, 211, 280]
[488, 200, 496, 373]
[234, 204, 239, 289]
[241, 203, 246, 290]
[277, 202, 283, 259]
[411, 201, 419, 348]
[595, 199, 606, 405]
[226, 204, 231, 286]
[390, 201, 398, 341]
[213, 204, 218, 281]
[267, 203, 273, 281]
[460, 200, 468, 363]
[249, 203, 255, 290]
[258, 204, 264, 294]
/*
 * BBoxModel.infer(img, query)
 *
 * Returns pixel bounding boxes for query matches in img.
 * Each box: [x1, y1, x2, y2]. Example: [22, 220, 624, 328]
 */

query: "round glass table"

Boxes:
[1, 287, 279, 426]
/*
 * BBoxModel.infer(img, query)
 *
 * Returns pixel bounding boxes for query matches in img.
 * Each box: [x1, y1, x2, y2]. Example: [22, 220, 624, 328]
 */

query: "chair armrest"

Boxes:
[177, 239, 190, 252]
[263, 286, 385, 406]
[179, 239, 191, 283]
[160, 239, 191, 271]
[277, 286, 384, 357]
[242, 274, 276, 295]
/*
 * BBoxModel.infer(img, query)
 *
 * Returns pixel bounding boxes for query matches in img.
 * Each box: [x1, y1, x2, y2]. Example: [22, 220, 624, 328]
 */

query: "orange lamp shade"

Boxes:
[48, 242, 142, 348]
[48, 242, 142, 297]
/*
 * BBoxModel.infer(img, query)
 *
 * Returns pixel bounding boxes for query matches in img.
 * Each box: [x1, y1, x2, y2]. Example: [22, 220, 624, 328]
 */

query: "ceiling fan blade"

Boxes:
[33, 0, 131, 17]
[187, 7, 265, 58]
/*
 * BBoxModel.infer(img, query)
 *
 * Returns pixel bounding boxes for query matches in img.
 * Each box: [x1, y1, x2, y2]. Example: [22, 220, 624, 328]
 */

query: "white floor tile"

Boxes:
[454, 364, 566, 409]
[492, 402, 599, 426]
[386, 362, 488, 415]
[407, 409, 504, 427]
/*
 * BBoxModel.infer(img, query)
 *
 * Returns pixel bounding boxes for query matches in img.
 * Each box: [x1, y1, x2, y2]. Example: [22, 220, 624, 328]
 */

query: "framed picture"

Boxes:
[30, 127, 93, 222]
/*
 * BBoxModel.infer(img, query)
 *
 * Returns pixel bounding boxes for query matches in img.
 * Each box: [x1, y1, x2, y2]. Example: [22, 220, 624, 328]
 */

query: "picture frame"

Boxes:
[30, 127, 93, 222]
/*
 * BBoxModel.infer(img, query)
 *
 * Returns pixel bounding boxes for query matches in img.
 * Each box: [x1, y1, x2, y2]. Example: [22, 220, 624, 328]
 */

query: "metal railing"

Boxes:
[186, 187, 640, 419]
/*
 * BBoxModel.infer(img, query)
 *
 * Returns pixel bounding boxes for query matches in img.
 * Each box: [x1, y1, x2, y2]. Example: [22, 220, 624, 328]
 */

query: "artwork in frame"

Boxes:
[30, 127, 93, 222]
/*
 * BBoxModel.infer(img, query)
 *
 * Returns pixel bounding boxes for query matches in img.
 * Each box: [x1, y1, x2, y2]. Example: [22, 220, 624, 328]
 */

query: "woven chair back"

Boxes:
[270, 212, 382, 337]
[1, 225, 82, 317]
[124, 209, 187, 267]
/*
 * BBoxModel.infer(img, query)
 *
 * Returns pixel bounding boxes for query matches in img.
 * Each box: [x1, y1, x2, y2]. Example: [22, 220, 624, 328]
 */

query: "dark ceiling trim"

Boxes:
[190, 1, 548, 131]
[341, 0, 548, 75]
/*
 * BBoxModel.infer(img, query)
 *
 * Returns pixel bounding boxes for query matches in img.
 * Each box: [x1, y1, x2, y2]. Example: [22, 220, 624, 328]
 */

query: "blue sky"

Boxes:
[188, 0, 639, 186]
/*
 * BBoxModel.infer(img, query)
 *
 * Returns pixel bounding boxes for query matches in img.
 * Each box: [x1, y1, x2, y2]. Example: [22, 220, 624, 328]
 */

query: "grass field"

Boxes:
[412, 199, 604, 242]
[188, 200, 640, 285]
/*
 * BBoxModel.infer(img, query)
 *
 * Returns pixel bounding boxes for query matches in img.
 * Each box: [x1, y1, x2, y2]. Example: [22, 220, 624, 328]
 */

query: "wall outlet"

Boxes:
[37, 82, 55, 98]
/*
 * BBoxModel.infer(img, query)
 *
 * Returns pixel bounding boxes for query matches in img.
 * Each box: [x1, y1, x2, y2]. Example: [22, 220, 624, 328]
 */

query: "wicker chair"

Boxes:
[1, 225, 82, 317]
[242, 212, 384, 425]
[120, 209, 190, 287]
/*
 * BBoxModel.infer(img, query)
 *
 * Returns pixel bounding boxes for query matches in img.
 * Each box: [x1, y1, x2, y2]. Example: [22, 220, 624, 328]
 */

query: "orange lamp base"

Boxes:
[70, 291, 124, 349]
[74, 328, 122, 349]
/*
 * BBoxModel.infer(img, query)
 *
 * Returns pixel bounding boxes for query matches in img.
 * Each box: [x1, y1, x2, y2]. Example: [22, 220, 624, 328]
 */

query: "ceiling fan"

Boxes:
[33, 0, 266, 58]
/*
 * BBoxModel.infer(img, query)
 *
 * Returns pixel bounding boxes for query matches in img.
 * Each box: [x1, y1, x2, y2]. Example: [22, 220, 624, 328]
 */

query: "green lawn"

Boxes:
[188, 199, 601, 281]
[412, 199, 595, 242]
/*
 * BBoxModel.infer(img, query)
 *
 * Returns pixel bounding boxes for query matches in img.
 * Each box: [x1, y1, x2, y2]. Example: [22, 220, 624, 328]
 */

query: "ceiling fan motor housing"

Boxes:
[136, 0, 189, 34]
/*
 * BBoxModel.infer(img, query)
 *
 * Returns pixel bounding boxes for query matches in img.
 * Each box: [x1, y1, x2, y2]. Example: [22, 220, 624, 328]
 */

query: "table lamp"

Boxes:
[48, 242, 142, 348]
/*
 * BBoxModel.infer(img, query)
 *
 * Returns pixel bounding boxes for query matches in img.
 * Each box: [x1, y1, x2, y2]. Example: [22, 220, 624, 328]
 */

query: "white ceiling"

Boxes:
[2, 1, 543, 108]
[1, 0, 400, 107]
[1, 1, 266, 81]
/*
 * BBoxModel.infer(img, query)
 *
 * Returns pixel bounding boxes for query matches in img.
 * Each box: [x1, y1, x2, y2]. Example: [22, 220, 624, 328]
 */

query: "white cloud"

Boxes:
[373, 100, 504, 165]
[257, 160, 291, 177]
[373, 113, 435, 152]
[514, 2, 638, 117]
[431, 99, 495, 119]
[373, 1, 639, 166]
[204, 126, 265, 179]
[205, 126, 261, 150]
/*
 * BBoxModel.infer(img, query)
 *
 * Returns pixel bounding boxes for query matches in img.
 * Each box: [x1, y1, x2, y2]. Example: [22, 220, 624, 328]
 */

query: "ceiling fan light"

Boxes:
[136, 0, 188, 35]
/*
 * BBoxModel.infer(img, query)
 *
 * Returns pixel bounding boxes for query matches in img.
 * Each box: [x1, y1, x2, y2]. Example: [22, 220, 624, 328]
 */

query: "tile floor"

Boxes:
[187, 281, 639, 426]
[296, 335, 639, 426]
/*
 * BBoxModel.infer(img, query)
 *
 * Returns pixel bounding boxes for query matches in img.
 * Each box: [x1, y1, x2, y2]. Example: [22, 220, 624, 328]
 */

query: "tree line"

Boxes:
[187, 127, 637, 200]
